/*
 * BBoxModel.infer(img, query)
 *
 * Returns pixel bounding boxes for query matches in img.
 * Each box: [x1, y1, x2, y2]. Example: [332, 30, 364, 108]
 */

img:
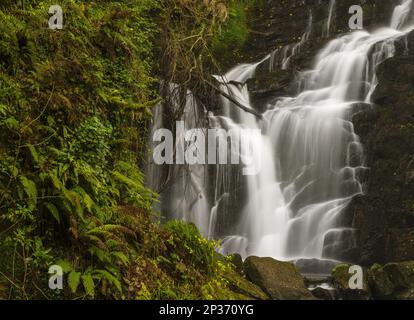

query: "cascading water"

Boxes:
[148, 0, 414, 268]
[269, 10, 313, 71]
[324, 0, 336, 38]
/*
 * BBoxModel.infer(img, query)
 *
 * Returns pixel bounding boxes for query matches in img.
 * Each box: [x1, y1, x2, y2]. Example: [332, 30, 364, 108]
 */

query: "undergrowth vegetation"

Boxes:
[0, 0, 254, 300]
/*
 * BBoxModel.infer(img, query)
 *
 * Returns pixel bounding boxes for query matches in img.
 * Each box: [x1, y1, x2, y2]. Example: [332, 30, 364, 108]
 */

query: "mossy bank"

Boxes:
[0, 0, 261, 300]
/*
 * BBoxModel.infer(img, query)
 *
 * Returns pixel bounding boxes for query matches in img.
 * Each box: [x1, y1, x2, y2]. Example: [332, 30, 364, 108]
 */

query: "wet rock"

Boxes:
[229, 253, 244, 274]
[385, 229, 414, 262]
[364, 261, 414, 300]
[331, 264, 371, 300]
[350, 29, 414, 264]
[295, 258, 337, 275]
[332, 264, 353, 289]
[311, 287, 335, 300]
[223, 271, 270, 300]
[368, 264, 395, 298]
[247, 70, 294, 109]
[244, 256, 314, 300]
[383, 261, 414, 292]
[322, 229, 360, 263]
[220, 0, 397, 67]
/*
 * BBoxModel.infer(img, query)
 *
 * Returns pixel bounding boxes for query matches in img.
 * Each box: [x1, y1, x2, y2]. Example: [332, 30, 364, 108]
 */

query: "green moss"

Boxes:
[331, 264, 353, 289]
[384, 262, 414, 290]
[212, 0, 260, 64]
[244, 256, 312, 300]
[368, 264, 395, 298]
[213, 2, 248, 54]
[222, 270, 269, 300]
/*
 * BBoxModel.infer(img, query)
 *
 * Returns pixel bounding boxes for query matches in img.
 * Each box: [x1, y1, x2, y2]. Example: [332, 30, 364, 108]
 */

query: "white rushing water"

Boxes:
[148, 0, 414, 264]
[324, 0, 336, 38]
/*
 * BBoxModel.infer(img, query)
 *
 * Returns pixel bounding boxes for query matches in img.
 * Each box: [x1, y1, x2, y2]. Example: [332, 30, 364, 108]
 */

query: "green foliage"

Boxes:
[165, 221, 216, 276]
[122, 214, 238, 300]
[213, 1, 248, 55]
[0, 0, 158, 299]
[212, 0, 258, 62]
[157, 0, 231, 96]
[0, 0, 244, 301]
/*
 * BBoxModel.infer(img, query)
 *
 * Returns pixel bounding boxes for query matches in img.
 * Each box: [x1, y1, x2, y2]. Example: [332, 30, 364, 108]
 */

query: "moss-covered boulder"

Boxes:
[229, 253, 244, 275]
[383, 262, 414, 291]
[331, 264, 370, 300]
[368, 264, 395, 298]
[365, 261, 414, 300]
[223, 271, 269, 300]
[332, 264, 354, 289]
[311, 287, 335, 300]
[243, 256, 313, 300]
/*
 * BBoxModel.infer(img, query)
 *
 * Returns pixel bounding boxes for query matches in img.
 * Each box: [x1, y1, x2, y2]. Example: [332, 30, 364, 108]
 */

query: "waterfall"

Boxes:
[324, 0, 336, 38]
[148, 1, 414, 266]
[146, 83, 211, 234]
[391, 0, 413, 29]
[269, 10, 313, 71]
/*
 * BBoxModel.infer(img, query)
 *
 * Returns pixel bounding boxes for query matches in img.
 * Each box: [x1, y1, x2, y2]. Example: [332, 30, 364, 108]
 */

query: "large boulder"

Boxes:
[295, 258, 337, 275]
[229, 253, 244, 275]
[331, 264, 371, 300]
[383, 262, 414, 294]
[368, 264, 395, 298]
[333, 261, 414, 300]
[311, 287, 336, 300]
[223, 271, 269, 300]
[367, 261, 414, 300]
[243, 256, 313, 300]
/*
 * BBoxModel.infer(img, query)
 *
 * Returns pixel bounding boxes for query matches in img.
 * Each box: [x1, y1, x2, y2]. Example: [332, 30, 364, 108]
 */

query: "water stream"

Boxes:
[148, 0, 414, 269]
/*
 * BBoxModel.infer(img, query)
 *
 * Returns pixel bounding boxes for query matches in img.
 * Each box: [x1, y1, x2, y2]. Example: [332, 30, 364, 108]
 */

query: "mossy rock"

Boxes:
[243, 256, 313, 300]
[331, 264, 353, 289]
[393, 289, 414, 300]
[367, 261, 414, 300]
[229, 253, 244, 275]
[331, 264, 371, 300]
[223, 271, 269, 300]
[368, 264, 395, 298]
[383, 261, 414, 291]
[311, 287, 335, 301]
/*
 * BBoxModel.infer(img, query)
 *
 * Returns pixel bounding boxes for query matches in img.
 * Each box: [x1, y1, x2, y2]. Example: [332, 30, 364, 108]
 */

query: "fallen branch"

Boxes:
[206, 79, 263, 119]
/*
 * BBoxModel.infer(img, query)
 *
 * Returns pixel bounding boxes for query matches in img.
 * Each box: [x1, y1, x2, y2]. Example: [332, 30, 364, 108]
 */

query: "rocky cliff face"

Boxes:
[351, 31, 414, 264]
[224, 0, 414, 265]
[240, 0, 397, 108]
[243, 0, 396, 63]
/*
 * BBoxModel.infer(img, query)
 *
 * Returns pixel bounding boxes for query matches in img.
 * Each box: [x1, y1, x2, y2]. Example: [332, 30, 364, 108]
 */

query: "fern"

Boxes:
[81, 274, 95, 298]
[56, 260, 73, 273]
[112, 251, 129, 266]
[27, 144, 39, 164]
[93, 269, 122, 293]
[19, 176, 37, 209]
[45, 202, 60, 223]
[68, 271, 81, 294]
